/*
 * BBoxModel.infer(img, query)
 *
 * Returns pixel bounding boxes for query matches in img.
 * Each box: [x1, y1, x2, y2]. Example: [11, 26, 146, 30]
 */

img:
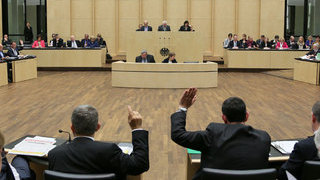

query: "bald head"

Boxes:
[70, 35, 75, 41]
[71, 105, 99, 136]
[143, 20, 148, 27]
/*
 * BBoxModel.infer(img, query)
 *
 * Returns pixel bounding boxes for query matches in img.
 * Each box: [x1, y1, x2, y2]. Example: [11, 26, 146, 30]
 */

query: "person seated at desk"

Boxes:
[0, 44, 6, 60]
[158, 20, 171, 31]
[276, 38, 289, 50]
[48, 105, 149, 179]
[31, 34, 45, 48]
[306, 35, 314, 49]
[278, 101, 320, 180]
[239, 34, 247, 48]
[162, 52, 177, 63]
[227, 34, 241, 49]
[0, 130, 36, 180]
[87, 36, 99, 48]
[313, 35, 320, 46]
[96, 33, 106, 47]
[287, 36, 298, 49]
[297, 36, 306, 50]
[81, 34, 90, 48]
[223, 33, 233, 48]
[271, 35, 280, 49]
[7, 42, 23, 57]
[305, 43, 320, 59]
[246, 36, 258, 49]
[49, 33, 56, 47]
[135, 50, 155, 63]
[256, 35, 266, 48]
[171, 88, 271, 180]
[140, 20, 152, 31]
[259, 38, 272, 49]
[53, 34, 64, 48]
[67, 35, 81, 48]
[179, 20, 193, 31]
[2, 34, 11, 47]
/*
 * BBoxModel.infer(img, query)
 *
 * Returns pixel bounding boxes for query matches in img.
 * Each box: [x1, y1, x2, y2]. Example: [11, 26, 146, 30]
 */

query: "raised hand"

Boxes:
[179, 88, 198, 109]
[128, 106, 142, 130]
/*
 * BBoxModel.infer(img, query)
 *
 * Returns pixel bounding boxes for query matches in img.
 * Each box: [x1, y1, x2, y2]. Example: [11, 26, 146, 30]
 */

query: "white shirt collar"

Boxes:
[74, 136, 94, 141]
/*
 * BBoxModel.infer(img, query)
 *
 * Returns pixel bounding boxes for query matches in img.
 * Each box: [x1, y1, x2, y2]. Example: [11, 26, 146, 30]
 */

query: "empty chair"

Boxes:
[201, 168, 277, 180]
[301, 161, 320, 180]
[44, 170, 116, 180]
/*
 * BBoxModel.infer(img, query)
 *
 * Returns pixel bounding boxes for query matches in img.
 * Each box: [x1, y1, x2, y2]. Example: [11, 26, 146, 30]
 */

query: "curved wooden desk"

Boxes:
[112, 62, 218, 88]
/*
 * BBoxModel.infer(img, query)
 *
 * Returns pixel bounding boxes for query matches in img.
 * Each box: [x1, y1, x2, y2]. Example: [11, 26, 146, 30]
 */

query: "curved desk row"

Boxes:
[112, 62, 218, 89]
[224, 49, 309, 69]
[294, 58, 320, 85]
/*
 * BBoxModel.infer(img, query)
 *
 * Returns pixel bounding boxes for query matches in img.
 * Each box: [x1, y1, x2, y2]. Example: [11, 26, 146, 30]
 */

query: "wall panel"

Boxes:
[167, 0, 188, 31]
[142, 0, 163, 28]
[237, 0, 260, 40]
[71, 0, 94, 38]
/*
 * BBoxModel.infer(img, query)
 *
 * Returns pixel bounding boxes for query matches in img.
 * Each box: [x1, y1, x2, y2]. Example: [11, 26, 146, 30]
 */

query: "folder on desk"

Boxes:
[271, 140, 298, 155]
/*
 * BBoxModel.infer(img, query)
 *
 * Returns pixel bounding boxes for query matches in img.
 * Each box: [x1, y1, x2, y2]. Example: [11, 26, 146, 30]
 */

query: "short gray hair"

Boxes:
[71, 105, 98, 136]
[313, 101, 320, 122]
[141, 50, 147, 54]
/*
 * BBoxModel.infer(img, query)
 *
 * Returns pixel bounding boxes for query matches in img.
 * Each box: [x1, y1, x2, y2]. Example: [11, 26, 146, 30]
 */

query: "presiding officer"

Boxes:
[135, 50, 155, 63]
[171, 88, 271, 180]
[48, 105, 149, 180]
[162, 52, 177, 63]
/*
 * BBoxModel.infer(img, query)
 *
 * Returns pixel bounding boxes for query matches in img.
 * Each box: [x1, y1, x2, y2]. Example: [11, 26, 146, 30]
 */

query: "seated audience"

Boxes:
[49, 33, 55, 47]
[240, 34, 247, 48]
[162, 52, 177, 63]
[158, 21, 171, 31]
[223, 33, 233, 48]
[306, 35, 314, 49]
[32, 34, 45, 48]
[136, 24, 143, 31]
[87, 36, 99, 48]
[256, 35, 266, 47]
[171, 88, 271, 180]
[271, 35, 280, 49]
[81, 34, 90, 47]
[2, 34, 11, 47]
[0, 130, 35, 179]
[53, 34, 64, 48]
[140, 20, 152, 31]
[246, 36, 258, 49]
[297, 36, 306, 50]
[260, 38, 272, 49]
[287, 36, 298, 49]
[135, 50, 155, 63]
[7, 42, 23, 57]
[96, 33, 106, 47]
[0, 44, 6, 60]
[227, 34, 241, 49]
[276, 38, 289, 49]
[67, 35, 81, 48]
[306, 43, 320, 59]
[48, 105, 149, 179]
[179, 20, 192, 31]
[278, 101, 320, 180]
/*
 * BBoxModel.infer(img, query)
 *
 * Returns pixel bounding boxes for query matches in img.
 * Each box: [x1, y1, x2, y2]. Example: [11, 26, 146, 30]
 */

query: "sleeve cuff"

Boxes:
[177, 107, 187, 112]
[132, 128, 144, 132]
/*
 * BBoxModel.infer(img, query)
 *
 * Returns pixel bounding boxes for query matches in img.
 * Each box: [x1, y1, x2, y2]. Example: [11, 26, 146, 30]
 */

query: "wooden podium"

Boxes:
[294, 59, 320, 85]
[126, 32, 203, 63]
[0, 62, 8, 86]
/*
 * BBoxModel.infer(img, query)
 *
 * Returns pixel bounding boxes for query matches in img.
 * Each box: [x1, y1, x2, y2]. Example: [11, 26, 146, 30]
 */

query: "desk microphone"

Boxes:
[59, 129, 71, 143]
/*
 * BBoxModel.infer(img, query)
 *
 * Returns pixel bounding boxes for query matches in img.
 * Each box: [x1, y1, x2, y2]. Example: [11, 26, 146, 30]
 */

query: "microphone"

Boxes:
[59, 129, 71, 143]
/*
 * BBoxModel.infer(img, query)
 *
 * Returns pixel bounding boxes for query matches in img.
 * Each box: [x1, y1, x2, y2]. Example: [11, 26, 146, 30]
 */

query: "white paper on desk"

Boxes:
[286, 171, 297, 180]
[118, 143, 133, 155]
[300, 55, 310, 60]
[8, 136, 56, 157]
[271, 141, 298, 154]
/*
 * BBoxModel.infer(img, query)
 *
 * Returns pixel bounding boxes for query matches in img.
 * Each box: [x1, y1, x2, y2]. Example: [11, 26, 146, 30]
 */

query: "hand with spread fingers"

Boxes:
[128, 106, 143, 130]
[179, 87, 198, 109]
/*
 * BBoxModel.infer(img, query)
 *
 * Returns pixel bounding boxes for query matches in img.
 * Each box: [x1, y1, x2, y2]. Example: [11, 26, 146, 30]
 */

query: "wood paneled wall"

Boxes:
[47, 0, 285, 57]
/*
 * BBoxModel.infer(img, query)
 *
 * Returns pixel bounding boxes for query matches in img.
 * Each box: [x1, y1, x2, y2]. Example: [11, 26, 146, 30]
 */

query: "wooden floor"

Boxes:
[1, 71, 320, 180]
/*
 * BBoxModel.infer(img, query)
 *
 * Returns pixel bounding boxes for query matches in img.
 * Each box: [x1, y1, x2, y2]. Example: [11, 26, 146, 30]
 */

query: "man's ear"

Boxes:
[222, 114, 228, 124]
[71, 125, 75, 134]
[96, 123, 101, 132]
[244, 112, 249, 123]
[312, 114, 317, 123]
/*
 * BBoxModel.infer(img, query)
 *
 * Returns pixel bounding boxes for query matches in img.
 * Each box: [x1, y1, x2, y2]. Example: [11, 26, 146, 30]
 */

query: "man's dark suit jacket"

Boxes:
[259, 41, 272, 49]
[53, 38, 64, 48]
[171, 111, 271, 180]
[0, 151, 15, 180]
[67, 40, 81, 48]
[278, 136, 319, 180]
[48, 130, 149, 180]
[7, 47, 22, 57]
[158, 25, 171, 31]
[287, 41, 298, 49]
[306, 49, 320, 56]
[227, 41, 241, 49]
[162, 58, 177, 63]
[139, 26, 152, 31]
[135, 55, 156, 63]
[179, 26, 192, 31]
[81, 39, 90, 47]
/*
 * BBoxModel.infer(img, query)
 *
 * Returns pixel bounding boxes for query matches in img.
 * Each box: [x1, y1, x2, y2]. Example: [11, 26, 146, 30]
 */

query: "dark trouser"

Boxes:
[11, 156, 35, 180]
[7, 62, 12, 83]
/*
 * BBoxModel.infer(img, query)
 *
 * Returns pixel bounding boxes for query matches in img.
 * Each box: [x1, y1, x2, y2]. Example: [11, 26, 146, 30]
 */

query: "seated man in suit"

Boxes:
[48, 105, 149, 180]
[67, 35, 81, 48]
[259, 38, 272, 49]
[223, 33, 233, 48]
[0, 130, 35, 180]
[158, 21, 171, 31]
[171, 88, 271, 180]
[256, 35, 266, 48]
[278, 101, 320, 180]
[7, 42, 23, 57]
[227, 34, 241, 49]
[87, 36, 100, 48]
[162, 52, 177, 63]
[81, 34, 90, 47]
[140, 20, 152, 31]
[135, 50, 156, 63]
[0, 44, 6, 60]
[287, 36, 298, 50]
[306, 43, 320, 59]
[2, 34, 11, 47]
[53, 34, 64, 48]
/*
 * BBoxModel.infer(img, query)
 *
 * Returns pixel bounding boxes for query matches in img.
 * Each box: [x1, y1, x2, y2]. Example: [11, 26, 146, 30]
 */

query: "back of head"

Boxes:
[222, 97, 247, 122]
[0, 130, 4, 149]
[312, 101, 320, 123]
[71, 105, 98, 136]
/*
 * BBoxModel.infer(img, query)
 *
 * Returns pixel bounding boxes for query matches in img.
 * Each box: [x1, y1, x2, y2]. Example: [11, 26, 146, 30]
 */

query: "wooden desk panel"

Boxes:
[112, 62, 217, 89]
[0, 63, 8, 86]
[270, 51, 307, 68]
[12, 59, 38, 83]
[294, 60, 320, 85]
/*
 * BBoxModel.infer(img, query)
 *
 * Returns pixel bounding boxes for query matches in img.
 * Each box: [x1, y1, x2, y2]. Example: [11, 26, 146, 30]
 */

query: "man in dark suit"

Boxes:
[287, 36, 298, 50]
[0, 44, 6, 60]
[227, 34, 241, 49]
[162, 52, 177, 63]
[7, 42, 22, 57]
[278, 101, 320, 180]
[135, 50, 156, 63]
[140, 20, 152, 31]
[81, 34, 90, 47]
[259, 38, 272, 49]
[256, 35, 266, 47]
[158, 21, 171, 31]
[2, 34, 11, 47]
[67, 35, 81, 48]
[48, 105, 149, 180]
[171, 88, 271, 180]
[53, 34, 64, 48]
